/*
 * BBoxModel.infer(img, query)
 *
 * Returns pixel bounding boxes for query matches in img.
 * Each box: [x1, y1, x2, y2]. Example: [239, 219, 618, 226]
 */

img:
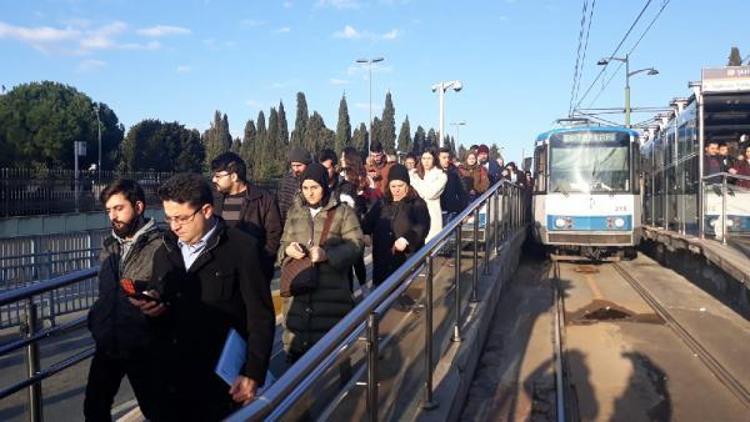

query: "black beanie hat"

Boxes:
[300, 163, 331, 200]
[388, 164, 410, 185]
[288, 146, 312, 164]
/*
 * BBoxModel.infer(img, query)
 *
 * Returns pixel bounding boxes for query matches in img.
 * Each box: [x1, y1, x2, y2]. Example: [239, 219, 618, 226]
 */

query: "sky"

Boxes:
[2, 0, 749, 163]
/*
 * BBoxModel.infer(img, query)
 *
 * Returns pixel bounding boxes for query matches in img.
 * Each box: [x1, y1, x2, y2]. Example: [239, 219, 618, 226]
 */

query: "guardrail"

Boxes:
[0, 268, 99, 422]
[700, 172, 750, 245]
[227, 179, 529, 421]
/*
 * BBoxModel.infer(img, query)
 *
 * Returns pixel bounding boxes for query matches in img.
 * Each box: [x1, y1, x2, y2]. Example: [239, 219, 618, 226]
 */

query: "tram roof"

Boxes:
[535, 125, 639, 143]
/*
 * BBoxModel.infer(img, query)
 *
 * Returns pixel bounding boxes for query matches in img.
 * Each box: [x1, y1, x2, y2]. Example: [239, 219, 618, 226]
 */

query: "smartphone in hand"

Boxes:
[120, 278, 160, 302]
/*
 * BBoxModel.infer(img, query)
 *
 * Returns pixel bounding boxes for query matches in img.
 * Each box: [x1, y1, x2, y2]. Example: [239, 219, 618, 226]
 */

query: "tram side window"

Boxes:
[534, 146, 547, 193]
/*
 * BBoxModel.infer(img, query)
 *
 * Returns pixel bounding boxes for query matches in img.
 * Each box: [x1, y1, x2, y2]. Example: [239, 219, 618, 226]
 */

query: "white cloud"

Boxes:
[317, 0, 361, 9]
[274, 26, 291, 34]
[0, 21, 80, 47]
[119, 40, 161, 50]
[77, 58, 106, 72]
[136, 25, 191, 37]
[0, 20, 170, 54]
[177, 65, 191, 73]
[330, 78, 350, 85]
[283, 1, 293, 8]
[334, 25, 359, 39]
[334, 25, 400, 41]
[382, 29, 398, 40]
[246, 99, 263, 108]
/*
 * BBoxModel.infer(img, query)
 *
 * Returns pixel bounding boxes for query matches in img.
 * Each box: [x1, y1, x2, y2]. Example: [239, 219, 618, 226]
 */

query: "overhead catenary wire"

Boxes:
[585, 0, 673, 109]
[568, 0, 591, 116]
[572, 0, 654, 112]
[572, 0, 597, 114]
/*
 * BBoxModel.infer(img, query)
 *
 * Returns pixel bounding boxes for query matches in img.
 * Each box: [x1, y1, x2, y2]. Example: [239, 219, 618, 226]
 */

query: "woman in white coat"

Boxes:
[410, 148, 448, 241]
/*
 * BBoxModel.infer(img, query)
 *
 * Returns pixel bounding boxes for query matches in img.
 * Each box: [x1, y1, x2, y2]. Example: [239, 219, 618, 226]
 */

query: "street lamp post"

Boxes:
[450, 121, 466, 149]
[597, 54, 658, 127]
[94, 103, 102, 184]
[356, 57, 385, 146]
[431, 80, 463, 147]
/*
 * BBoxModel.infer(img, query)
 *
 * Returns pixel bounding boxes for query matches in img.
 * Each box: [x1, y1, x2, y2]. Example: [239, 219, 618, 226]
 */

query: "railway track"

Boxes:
[551, 257, 750, 421]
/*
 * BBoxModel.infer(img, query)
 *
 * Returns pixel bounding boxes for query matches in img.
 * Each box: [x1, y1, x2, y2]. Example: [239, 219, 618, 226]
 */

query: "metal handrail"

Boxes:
[699, 172, 749, 245]
[0, 268, 98, 307]
[0, 267, 100, 422]
[701, 171, 750, 182]
[228, 179, 526, 421]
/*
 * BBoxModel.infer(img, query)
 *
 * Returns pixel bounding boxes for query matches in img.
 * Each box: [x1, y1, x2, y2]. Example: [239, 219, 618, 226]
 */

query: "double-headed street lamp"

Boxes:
[432, 80, 463, 147]
[356, 57, 385, 144]
[597, 54, 659, 127]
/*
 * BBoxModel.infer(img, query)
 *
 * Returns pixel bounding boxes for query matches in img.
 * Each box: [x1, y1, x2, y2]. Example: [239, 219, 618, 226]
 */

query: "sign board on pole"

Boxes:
[75, 141, 87, 156]
[702, 66, 750, 93]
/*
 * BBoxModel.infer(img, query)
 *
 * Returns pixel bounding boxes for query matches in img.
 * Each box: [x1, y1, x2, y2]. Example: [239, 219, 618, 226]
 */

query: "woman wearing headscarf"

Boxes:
[459, 150, 490, 202]
[278, 163, 364, 361]
[410, 148, 447, 241]
[362, 164, 431, 286]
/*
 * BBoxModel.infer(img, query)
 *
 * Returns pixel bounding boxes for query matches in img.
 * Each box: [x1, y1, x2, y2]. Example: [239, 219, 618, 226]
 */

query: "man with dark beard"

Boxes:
[84, 179, 164, 421]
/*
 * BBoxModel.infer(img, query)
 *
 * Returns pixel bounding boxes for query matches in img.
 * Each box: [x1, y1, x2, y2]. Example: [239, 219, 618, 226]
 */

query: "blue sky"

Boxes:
[2, 0, 748, 163]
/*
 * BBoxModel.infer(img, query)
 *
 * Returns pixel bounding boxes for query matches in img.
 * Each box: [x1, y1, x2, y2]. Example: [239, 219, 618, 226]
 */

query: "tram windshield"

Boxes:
[549, 131, 631, 193]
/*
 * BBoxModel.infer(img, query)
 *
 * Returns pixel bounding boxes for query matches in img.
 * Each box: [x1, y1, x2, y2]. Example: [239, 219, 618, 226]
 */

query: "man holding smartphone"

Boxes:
[84, 179, 164, 421]
[131, 173, 275, 421]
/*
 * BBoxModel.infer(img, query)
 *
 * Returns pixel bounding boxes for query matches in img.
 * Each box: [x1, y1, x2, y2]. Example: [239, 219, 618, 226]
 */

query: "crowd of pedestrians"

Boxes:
[84, 142, 532, 420]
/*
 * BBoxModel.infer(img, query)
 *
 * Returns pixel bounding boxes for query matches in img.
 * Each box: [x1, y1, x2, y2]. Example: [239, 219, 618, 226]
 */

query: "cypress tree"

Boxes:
[380, 92, 397, 154]
[267, 108, 281, 176]
[290, 92, 308, 147]
[203, 110, 232, 169]
[278, 101, 289, 145]
[335, 94, 352, 153]
[729, 46, 743, 66]
[240, 119, 257, 176]
[458, 144, 467, 161]
[256, 111, 268, 179]
[352, 122, 368, 154]
[426, 128, 438, 150]
[371, 116, 382, 147]
[397, 116, 412, 153]
[231, 137, 241, 154]
[413, 125, 426, 154]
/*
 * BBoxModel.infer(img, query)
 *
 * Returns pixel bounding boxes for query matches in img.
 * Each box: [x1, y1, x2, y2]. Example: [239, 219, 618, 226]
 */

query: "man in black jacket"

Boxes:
[211, 152, 282, 283]
[131, 173, 275, 421]
[277, 146, 311, 226]
[84, 179, 163, 421]
[438, 147, 469, 224]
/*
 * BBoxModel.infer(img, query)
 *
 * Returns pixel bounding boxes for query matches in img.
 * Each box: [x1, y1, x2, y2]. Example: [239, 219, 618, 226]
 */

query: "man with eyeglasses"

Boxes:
[211, 152, 282, 283]
[130, 173, 274, 421]
[369, 141, 395, 195]
[84, 179, 164, 421]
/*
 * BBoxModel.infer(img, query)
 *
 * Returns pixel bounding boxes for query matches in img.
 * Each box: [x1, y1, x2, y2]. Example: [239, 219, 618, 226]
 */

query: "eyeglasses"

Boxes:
[212, 172, 231, 180]
[164, 208, 201, 226]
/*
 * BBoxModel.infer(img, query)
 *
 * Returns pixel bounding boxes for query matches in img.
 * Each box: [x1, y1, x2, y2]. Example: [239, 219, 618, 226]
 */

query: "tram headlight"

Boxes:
[614, 217, 625, 228]
[555, 217, 566, 228]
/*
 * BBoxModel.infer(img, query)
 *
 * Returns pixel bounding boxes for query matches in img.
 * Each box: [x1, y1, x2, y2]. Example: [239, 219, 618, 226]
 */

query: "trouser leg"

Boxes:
[124, 356, 161, 421]
[83, 352, 125, 422]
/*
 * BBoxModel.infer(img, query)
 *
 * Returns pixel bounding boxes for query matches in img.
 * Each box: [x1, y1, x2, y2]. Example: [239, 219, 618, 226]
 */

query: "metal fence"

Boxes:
[0, 168, 283, 217]
[701, 172, 750, 244]
[0, 168, 173, 217]
[0, 229, 107, 328]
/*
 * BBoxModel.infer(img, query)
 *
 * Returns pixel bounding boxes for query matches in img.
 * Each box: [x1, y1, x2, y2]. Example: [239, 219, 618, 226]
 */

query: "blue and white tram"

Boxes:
[531, 125, 641, 258]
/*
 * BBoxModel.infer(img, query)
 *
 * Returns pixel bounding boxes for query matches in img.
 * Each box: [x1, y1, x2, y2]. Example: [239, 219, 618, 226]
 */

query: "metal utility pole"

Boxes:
[356, 57, 385, 147]
[432, 80, 464, 147]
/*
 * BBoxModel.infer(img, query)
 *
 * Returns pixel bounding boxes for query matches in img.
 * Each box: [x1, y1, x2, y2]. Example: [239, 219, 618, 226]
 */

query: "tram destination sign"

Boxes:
[702, 66, 750, 93]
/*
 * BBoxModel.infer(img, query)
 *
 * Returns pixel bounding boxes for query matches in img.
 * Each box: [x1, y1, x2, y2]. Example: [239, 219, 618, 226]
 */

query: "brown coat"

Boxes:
[460, 164, 490, 194]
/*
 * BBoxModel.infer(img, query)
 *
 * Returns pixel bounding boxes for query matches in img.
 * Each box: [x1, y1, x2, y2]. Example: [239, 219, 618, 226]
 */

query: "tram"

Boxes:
[531, 123, 641, 259]
[641, 66, 750, 241]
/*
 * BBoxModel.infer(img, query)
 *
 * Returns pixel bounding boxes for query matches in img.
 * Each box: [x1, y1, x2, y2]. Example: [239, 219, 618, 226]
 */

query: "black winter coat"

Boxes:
[150, 218, 275, 421]
[277, 171, 300, 226]
[214, 185, 282, 281]
[87, 219, 162, 359]
[362, 193, 430, 285]
[441, 165, 469, 214]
